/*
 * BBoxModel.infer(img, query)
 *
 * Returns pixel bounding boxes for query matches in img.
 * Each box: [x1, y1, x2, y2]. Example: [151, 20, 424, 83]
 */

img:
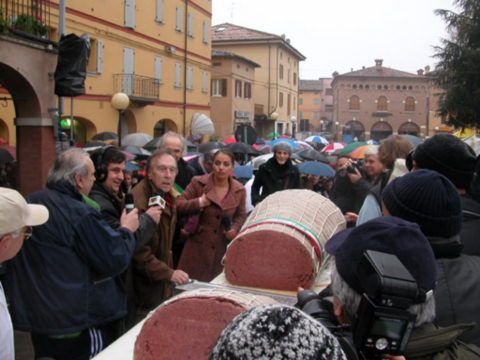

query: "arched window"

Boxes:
[404, 97, 415, 111]
[349, 95, 360, 110]
[371, 121, 393, 141]
[398, 122, 420, 136]
[377, 96, 388, 111]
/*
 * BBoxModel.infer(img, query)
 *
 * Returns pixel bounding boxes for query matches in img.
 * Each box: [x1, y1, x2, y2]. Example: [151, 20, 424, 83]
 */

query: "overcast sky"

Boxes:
[212, 0, 456, 79]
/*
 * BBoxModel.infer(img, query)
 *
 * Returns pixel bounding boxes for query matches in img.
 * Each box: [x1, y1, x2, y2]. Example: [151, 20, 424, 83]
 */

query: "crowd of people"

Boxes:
[1, 131, 480, 359]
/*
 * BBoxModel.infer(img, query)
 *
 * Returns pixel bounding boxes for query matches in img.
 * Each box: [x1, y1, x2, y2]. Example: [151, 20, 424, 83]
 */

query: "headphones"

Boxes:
[92, 145, 114, 182]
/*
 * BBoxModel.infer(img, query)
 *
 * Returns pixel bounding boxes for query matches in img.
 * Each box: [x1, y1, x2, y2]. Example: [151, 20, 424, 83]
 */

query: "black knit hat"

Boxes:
[382, 169, 462, 238]
[408, 134, 476, 189]
[212, 304, 347, 360]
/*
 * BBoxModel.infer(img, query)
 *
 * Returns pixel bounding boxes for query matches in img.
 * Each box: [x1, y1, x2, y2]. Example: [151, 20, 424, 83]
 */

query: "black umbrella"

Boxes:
[122, 145, 152, 159]
[85, 140, 109, 147]
[297, 149, 329, 163]
[0, 148, 15, 164]
[143, 137, 162, 151]
[91, 131, 118, 141]
[198, 142, 225, 154]
[226, 142, 257, 155]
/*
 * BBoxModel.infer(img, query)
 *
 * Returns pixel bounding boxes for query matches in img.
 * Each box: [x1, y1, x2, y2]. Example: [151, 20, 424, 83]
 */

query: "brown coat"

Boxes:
[130, 179, 183, 309]
[177, 174, 247, 281]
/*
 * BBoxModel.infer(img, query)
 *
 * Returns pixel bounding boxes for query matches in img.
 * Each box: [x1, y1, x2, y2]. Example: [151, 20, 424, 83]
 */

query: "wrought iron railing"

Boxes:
[0, 0, 53, 41]
[113, 74, 160, 100]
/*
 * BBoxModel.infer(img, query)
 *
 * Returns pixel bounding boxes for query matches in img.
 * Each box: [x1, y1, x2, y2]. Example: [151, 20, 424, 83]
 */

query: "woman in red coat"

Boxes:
[177, 149, 247, 281]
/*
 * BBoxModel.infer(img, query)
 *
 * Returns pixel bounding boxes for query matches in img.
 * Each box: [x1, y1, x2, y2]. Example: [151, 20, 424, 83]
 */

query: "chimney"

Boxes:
[417, 69, 424, 76]
[375, 59, 383, 69]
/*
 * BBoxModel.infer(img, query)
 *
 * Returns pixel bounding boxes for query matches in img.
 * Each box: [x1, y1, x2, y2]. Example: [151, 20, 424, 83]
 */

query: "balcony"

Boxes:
[0, 0, 54, 44]
[113, 74, 160, 105]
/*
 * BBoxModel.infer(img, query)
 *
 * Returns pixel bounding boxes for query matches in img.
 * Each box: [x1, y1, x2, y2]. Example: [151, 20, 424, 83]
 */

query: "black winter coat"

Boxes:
[251, 157, 300, 206]
[460, 194, 480, 256]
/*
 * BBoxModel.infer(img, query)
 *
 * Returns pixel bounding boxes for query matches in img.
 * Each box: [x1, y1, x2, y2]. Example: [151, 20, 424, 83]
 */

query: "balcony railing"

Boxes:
[0, 0, 53, 42]
[113, 74, 160, 103]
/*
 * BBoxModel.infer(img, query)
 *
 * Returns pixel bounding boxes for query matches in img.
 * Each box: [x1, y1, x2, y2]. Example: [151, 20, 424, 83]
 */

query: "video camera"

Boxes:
[297, 250, 421, 359]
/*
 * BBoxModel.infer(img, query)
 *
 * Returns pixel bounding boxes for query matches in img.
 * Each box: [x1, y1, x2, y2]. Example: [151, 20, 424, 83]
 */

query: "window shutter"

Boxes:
[202, 21, 209, 44]
[176, 7, 183, 32]
[125, 0, 136, 29]
[187, 66, 194, 89]
[97, 40, 104, 74]
[187, 13, 194, 37]
[175, 63, 182, 87]
[155, 57, 163, 83]
[156, 0, 164, 22]
[221, 79, 227, 96]
[202, 71, 208, 93]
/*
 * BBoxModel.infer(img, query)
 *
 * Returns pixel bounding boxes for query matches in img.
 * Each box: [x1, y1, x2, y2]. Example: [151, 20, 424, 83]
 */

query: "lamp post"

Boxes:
[111, 92, 130, 147]
[290, 116, 297, 139]
[335, 121, 340, 142]
[269, 111, 279, 139]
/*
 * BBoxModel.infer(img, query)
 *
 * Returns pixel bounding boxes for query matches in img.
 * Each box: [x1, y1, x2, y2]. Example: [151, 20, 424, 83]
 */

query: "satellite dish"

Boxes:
[191, 113, 215, 136]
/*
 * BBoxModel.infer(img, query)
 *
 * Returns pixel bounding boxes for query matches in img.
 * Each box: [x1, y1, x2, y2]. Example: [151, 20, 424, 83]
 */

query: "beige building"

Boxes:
[1, 0, 212, 145]
[0, 0, 211, 193]
[298, 78, 333, 136]
[332, 59, 435, 142]
[212, 23, 306, 138]
[210, 50, 259, 139]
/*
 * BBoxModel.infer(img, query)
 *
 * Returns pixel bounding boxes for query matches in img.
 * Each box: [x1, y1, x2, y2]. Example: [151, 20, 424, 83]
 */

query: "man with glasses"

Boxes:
[0, 187, 49, 360]
[130, 149, 192, 323]
[4, 148, 140, 360]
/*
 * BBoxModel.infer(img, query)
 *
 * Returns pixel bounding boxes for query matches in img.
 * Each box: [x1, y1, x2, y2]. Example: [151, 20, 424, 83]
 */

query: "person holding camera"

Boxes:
[330, 155, 371, 224]
[298, 216, 480, 359]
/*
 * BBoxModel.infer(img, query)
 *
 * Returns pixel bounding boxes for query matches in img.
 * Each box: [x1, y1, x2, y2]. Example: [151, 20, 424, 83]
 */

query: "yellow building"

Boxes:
[212, 23, 305, 138]
[0, 0, 212, 145]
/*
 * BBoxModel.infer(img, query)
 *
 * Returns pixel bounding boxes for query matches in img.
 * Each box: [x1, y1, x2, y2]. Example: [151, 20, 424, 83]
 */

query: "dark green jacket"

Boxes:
[406, 323, 480, 359]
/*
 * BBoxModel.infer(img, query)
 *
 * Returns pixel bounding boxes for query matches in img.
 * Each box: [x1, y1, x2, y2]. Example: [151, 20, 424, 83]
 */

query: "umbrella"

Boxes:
[85, 140, 109, 147]
[297, 161, 335, 178]
[400, 134, 423, 147]
[234, 165, 253, 179]
[224, 135, 237, 144]
[122, 145, 152, 159]
[92, 132, 118, 141]
[0, 148, 15, 164]
[279, 134, 292, 139]
[348, 144, 377, 159]
[304, 135, 329, 145]
[296, 140, 314, 150]
[297, 149, 329, 163]
[321, 142, 345, 153]
[126, 161, 141, 172]
[252, 144, 271, 154]
[269, 138, 300, 149]
[266, 131, 281, 140]
[338, 141, 368, 156]
[122, 133, 153, 147]
[227, 142, 256, 154]
[198, 141, 225, 154]
[255, 138, 266, 145]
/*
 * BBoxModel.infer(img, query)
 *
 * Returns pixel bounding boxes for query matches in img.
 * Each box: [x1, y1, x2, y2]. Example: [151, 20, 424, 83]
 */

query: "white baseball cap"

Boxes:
[0, 187, 49, 235]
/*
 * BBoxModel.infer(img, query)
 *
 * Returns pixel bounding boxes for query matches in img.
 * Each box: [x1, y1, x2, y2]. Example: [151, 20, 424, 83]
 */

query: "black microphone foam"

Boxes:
[125, 193, 134, 213]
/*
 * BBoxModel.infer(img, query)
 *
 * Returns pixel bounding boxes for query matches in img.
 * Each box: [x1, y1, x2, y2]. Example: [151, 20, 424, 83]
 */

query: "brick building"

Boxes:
[298, 78, 333, 136]
[331, 59, 434, 142]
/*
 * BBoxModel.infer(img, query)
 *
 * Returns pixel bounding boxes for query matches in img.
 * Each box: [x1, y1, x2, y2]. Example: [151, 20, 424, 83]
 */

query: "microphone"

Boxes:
[148, 195, 166, 209]
[125, 193, 135, 213]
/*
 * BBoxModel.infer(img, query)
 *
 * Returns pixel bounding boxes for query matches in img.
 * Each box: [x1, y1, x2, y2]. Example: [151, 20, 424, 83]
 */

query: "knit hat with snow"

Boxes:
[211, 304, 346, 360]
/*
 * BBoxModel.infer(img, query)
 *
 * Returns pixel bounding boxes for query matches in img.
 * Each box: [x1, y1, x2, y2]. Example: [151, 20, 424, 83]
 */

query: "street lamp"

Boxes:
[111, 92, 130, 147]
[269, 111, 279, 138]
[335, 121, 340, 141]
[290, 116, 297, 139]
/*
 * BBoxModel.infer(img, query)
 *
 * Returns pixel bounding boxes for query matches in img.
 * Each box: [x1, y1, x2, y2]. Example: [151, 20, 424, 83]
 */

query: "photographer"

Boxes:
[330, 156, 371, 224]
[298, 216, 480, 359]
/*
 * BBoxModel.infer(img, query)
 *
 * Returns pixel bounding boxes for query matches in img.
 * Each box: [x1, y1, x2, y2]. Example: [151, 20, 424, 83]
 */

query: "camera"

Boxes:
[296, 250, 420, 359]
[347, 161, 361, 174]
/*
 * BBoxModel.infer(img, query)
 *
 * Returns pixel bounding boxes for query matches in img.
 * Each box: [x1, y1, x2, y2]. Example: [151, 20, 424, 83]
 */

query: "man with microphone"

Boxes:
[89, 146, 162, 331]
[131, 149, 192, 322]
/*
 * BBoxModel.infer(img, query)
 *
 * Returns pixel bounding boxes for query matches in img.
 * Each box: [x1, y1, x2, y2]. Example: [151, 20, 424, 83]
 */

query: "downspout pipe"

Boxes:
[182, 0, 189, 136]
